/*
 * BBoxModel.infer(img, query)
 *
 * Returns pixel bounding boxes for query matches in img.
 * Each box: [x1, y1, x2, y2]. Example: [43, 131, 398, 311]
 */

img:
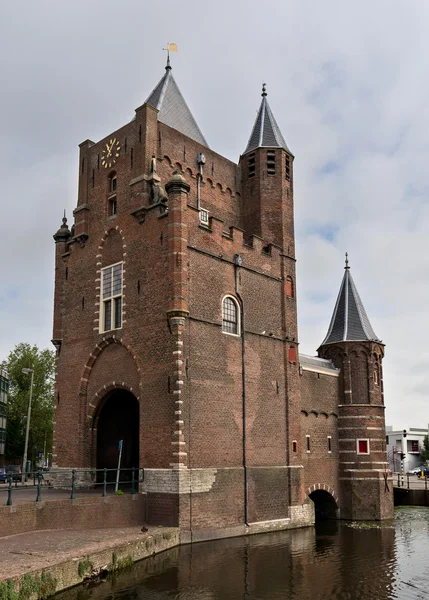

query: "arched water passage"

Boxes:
[96, 390, 139, 482]
[309, 490, 338, 521]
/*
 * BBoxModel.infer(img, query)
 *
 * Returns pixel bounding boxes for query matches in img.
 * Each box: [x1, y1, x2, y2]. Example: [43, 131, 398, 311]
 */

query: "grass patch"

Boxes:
[0, 571, 57, 600]
[77, 557, 94, 579]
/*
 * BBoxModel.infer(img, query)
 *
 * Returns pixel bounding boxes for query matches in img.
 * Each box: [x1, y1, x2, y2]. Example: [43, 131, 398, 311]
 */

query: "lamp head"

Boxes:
[22, 368, 33, 375]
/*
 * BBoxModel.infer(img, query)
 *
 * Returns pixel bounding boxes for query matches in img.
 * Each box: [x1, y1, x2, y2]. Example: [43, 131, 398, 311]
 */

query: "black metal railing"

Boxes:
[395, 472, 428, 490]
[0, 467, 144, 506]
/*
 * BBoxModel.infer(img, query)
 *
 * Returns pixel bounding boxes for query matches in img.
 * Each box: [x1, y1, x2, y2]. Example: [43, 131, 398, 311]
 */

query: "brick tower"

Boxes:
[51, 63, 313, 539]
[318, 256, 394, 520]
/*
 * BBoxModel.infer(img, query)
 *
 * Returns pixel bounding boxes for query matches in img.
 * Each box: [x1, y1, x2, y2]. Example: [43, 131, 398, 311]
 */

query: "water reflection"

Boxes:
[58, 508, 429, 600]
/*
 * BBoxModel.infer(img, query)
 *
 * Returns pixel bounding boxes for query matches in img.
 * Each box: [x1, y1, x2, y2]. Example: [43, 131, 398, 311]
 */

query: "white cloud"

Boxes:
[1, 0, 428, 429]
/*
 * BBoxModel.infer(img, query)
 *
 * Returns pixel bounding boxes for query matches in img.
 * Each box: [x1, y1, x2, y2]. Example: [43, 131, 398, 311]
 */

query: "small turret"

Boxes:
[318, 256, 393, 520]
[319, 253, 381, 348]
[239, 84, 294, 250]
[53, 213, 71, 244]
[52, 212, 71, 354]
[243, 83, 292, 156]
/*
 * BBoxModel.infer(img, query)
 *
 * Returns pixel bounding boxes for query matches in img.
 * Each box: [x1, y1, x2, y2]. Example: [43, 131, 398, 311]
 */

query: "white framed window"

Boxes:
[357, 439, 370, 455]
[199, 208, 209, 226]
[101, 262, 123, 332]
[306, 435, 311, 453]
[222, 295, 240, 336]
[327, 436, 332, 453]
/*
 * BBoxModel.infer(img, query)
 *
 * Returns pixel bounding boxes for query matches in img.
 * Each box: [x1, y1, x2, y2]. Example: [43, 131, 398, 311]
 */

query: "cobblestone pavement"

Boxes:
[0, 526, 149, 580]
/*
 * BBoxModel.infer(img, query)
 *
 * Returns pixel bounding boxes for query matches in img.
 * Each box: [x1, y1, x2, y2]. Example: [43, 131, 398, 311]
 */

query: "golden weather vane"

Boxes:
[163, 43, 178, 68]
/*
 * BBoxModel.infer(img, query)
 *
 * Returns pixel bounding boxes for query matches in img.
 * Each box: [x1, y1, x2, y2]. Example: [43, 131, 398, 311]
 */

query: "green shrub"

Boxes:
[77, 557, 94, 579]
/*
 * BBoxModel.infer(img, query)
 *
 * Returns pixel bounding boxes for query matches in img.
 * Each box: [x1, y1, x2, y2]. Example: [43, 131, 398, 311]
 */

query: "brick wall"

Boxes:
[300, 370, 340, 498]
[0, 495, 145, 538]
[52, 75, 391, 530]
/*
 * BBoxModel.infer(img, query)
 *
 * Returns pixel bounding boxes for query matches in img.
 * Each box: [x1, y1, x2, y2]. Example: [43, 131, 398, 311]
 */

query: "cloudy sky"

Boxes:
[1, 0, 428, 430]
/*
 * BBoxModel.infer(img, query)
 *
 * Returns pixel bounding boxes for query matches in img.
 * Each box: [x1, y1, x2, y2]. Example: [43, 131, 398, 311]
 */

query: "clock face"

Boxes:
[101, 138, 121, 169]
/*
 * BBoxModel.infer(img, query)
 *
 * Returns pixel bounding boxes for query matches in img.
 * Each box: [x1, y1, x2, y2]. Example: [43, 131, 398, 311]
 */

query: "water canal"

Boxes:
[57, 507, 429, 600]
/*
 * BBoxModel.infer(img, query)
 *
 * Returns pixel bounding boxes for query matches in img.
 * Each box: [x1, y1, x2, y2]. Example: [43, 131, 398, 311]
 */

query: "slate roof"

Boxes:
[299, 354, 339, 374]
[243, 86, 292, 155]
[145, 65, 208, 147]
[320, 262, 381, 347]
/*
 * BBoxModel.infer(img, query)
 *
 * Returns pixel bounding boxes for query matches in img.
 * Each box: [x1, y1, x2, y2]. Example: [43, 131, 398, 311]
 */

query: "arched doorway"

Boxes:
[309, 490, 338, 521]
[96, 389, 139, 482]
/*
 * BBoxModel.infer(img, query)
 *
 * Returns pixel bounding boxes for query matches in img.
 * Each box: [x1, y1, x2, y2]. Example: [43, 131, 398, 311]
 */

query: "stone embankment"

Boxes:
[0, 526, 179, 598]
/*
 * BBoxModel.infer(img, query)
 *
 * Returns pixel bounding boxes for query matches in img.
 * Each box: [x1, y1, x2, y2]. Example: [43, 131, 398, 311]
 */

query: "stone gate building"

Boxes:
[52, 59, 393, 539]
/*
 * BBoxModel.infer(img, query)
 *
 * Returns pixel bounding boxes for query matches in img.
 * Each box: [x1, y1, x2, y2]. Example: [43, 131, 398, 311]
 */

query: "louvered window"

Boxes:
[285, 155, 291, 181]
[248, 153, 255, 178]
[267, 151, 275, 175]
[101, 263, 123, 332]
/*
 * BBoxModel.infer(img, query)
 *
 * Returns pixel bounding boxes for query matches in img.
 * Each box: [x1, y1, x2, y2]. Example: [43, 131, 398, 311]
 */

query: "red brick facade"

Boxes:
[52, 68, 392, 536]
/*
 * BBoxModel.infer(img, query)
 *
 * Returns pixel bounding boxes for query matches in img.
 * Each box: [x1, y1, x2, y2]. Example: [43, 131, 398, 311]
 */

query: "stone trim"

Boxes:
[141, 468, 217, 494]
[306, 483, 339, 505]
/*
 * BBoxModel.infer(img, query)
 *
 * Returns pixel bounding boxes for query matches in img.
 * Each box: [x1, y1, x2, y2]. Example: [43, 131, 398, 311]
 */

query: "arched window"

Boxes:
[222, 296, 239, 335]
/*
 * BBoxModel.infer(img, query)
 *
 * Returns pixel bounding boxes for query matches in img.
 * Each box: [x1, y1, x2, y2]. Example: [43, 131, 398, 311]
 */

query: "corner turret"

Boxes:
[318, 256, 393, 520]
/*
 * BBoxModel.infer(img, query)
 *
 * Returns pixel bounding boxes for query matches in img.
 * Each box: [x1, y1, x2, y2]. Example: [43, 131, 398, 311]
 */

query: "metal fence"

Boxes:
[0, 467, 144, 506]
[395, 472, 429, 490]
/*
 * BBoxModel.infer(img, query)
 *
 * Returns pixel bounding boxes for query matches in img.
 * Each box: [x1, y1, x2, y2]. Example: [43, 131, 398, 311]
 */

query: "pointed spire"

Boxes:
[319, 259, 381, 347]
[145, 63, 208, 147]
[243, 84, 292, 155]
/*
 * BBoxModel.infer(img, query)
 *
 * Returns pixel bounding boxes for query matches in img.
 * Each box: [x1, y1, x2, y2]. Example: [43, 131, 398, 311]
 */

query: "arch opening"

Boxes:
[309, 489, 338, 522]
[95, 389, 139, 482]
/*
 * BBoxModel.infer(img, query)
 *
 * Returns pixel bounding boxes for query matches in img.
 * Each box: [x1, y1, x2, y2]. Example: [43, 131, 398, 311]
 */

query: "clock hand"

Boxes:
[107, 139, 116, 157]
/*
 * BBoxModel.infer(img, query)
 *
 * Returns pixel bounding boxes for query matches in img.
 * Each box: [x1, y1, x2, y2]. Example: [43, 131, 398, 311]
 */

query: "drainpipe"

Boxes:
[196, 152, 205, 211]
[234, 254, 249, 526]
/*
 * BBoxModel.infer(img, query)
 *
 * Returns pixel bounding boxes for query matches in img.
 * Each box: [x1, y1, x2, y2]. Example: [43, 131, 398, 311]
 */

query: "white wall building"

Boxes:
[386, 426, 428, 472]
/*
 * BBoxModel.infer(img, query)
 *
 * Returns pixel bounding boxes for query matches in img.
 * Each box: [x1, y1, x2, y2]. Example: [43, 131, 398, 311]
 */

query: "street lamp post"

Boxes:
[22, 368, 34, 481]
[401, 429, 407, 487]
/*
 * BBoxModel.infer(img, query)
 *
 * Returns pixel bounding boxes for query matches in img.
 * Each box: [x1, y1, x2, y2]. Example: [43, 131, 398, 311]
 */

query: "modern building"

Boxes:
[386, 426, 427, 472]
[0, 369, 8, 466]
[52, 59, 393, 539]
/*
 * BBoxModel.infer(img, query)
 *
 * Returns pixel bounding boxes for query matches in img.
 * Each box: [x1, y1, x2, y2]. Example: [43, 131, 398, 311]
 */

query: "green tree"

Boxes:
[1, 343, 55, 465]
[421, 435, 429, 464]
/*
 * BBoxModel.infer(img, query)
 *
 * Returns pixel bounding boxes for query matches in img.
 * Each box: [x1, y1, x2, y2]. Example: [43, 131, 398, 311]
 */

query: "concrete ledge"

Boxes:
[0, 527, 179, 595]
[181, 509, 314, 544]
